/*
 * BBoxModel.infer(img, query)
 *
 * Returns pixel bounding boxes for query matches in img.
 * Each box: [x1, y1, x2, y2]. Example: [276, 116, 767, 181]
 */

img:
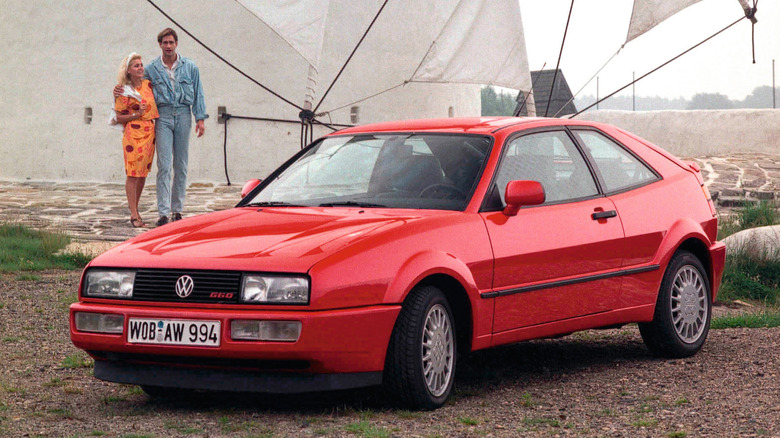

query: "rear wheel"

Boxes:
[639, 250, 711, 358]
[384, 285, 456, 410]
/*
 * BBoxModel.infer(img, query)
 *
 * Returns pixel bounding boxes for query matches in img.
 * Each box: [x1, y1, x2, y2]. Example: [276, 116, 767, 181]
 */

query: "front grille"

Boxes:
[133, 269, 242, 304]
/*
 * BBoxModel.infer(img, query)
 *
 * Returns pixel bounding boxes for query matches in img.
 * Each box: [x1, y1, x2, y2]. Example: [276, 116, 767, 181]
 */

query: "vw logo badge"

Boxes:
[175, 275, 195, 298]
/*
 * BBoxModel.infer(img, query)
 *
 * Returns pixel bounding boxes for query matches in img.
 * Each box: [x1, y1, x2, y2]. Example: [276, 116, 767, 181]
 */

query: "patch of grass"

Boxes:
[718, 247, 780, 305]
[2, 337, 21, 343]
[674, 398, 689, 406]
[457, 416, 478, 426]
[0, 381, 26, 396]
[635, 403, 654, 414]
[104, 394, 127, 403]
[712, 311, 780, 329]
[0, 223, 92, 272]
[344, 420, 390, 438]
[668, 431, 688, 437]
[719, 200, 779, 239]
[88, 431, 107, 437]
[520, 392, 534, 407]
[244, 429, 275, 438]
[43, 378, 65, 388]
[395, 410, 422, 419]
[48, 408, 74, 419]
[126, 386, 144, 396]
[15, 273, 40, 281]
[632, 418, 659, 428]
[164, 420, 204, 435]
[0, 302, 5, 309]
[61, 354, 93, 369]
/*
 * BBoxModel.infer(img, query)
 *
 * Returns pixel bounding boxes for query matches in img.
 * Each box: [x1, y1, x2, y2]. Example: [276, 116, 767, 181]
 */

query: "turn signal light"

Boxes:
[74, 312, 124, 334]
[230, 320, 301, 342]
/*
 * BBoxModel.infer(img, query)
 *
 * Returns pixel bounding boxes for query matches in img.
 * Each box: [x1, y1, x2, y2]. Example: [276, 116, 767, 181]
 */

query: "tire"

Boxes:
[639, 250, 711, 358]
[384, 285, 457, 410]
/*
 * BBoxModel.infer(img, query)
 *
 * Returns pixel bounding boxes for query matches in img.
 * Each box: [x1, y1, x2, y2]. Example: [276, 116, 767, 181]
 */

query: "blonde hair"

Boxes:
[116, 52, 143, 86]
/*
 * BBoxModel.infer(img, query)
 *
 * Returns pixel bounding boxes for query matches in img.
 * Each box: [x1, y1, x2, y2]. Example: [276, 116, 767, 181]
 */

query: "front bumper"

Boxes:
[70, 302, 400, 390]
[94, 360, 383, 393]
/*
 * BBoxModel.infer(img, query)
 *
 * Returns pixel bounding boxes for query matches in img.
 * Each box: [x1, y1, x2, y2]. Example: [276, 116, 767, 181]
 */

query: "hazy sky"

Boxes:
[518, 0, 777, 100]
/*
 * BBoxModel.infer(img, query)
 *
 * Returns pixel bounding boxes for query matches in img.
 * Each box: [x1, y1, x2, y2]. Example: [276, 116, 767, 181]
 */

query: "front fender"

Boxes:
[384, 249, 492, 350]
[384, 250, 480, 304]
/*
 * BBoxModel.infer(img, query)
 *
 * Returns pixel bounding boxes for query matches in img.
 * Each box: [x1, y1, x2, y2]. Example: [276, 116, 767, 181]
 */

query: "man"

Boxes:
[114, 28, 208, 227]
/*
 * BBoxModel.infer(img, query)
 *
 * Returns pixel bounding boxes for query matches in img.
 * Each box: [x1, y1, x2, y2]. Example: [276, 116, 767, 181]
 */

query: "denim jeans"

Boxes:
[155, 105, 192, 217]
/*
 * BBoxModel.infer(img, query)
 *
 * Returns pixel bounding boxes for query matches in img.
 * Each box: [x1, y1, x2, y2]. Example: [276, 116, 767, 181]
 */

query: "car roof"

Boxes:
[331, 117, 593, 136]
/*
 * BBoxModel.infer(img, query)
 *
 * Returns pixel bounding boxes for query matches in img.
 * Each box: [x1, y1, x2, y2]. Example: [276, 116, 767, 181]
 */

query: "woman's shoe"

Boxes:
[130, 217, 146, 228]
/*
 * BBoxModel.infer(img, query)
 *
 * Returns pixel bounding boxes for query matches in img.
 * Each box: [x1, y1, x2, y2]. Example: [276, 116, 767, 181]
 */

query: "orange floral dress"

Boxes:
[114, 79, 159, 177]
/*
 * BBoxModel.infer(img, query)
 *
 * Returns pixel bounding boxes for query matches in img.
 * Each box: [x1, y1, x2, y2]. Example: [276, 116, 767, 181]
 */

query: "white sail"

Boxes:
[235, 0, 330, 70]
[410, 0, 532, 92]
[236, 0, 532, 110]
[626, 0, 703, 43]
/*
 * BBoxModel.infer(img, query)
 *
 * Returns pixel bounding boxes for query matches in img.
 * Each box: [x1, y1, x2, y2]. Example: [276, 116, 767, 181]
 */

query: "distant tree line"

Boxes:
[481, 86, 517, 116]
[481, 85, 779, 115]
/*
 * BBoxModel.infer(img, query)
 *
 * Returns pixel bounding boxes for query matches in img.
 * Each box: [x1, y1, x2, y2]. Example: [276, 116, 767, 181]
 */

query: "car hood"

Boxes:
[91, 207, 442, 272]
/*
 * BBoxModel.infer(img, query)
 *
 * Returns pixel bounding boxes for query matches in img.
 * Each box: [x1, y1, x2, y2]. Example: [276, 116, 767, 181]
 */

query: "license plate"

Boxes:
[128, 318, 221, 347]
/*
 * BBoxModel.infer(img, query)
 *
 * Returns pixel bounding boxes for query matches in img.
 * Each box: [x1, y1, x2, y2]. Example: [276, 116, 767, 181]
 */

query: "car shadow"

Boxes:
[454, 333, 652, 394]
[137, 330, 657, 413]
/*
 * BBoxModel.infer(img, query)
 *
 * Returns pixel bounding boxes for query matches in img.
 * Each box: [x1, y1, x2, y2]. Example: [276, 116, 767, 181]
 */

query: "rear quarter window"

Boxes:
[572, 130, 659, 193]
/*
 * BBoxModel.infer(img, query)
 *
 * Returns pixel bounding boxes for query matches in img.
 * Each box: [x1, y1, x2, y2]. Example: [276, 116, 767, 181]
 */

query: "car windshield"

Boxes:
[245, 133, 492, 211]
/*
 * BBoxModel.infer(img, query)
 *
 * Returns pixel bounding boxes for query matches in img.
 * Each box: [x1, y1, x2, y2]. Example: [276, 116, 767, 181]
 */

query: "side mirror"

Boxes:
[503, 180, 545, 216]
[241, 179, 262, 198]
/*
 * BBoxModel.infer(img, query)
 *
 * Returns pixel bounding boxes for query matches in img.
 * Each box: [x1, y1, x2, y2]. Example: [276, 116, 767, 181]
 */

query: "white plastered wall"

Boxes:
[0, 0, 479, 184]
[577, 109, 780, 158]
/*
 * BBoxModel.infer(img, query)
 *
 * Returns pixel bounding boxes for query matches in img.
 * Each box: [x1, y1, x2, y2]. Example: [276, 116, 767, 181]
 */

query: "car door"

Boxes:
[569, 128, 666, 308]
[481, 129, 626, 333]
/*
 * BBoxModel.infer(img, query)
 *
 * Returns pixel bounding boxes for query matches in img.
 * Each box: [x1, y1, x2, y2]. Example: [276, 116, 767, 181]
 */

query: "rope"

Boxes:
[318, 82, 407, 117]
[313, 0, 390, 113]
[570, 14, 748, 118]
[227, 114, 352, 128]
[750, 0, 758, 63]
[552, 46, 622, 118]
[545, 0, 575, 117]
[145, 0, 303, 112]
[223, 116, 231, 185]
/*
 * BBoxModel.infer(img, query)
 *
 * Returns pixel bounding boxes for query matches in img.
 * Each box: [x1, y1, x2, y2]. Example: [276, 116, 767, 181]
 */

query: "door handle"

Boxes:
[591, 210, 617, 220]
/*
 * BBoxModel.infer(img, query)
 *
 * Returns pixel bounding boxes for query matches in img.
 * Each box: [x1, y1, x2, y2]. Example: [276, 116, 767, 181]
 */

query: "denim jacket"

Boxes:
[144, 55, 208, 121]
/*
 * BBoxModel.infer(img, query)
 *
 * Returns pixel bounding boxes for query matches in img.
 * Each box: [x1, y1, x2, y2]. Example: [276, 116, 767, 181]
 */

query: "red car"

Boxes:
[70, 117, 725, 409]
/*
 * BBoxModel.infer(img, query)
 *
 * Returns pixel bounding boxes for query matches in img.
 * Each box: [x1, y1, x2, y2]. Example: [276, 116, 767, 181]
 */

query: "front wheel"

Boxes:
[639, 250, 711, 358]
[384, 285, 456, 410]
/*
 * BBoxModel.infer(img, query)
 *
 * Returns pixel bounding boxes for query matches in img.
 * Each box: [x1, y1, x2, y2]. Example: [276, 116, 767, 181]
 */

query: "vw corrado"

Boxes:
[71, 117, 725, 409]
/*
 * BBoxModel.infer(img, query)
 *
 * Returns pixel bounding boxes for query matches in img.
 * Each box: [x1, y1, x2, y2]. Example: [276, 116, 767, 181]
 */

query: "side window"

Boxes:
[495, 131, 598, 204]
[573, 130, 657, 193]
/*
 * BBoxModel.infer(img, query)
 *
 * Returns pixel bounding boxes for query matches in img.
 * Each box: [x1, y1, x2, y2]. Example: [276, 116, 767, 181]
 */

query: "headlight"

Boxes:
[83, 270, 135, 298]
[240, 275, 309, 304]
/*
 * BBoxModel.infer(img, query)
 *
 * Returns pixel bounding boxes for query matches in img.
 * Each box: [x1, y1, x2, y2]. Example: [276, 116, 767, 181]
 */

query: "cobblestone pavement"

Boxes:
[0, 153, 778, 250]
[0, 181, 241, 251]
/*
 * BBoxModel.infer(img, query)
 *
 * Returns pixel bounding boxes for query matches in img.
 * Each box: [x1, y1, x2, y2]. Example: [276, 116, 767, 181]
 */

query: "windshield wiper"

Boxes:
[319, 201, 386, 208]
[245, 201, 306, 207]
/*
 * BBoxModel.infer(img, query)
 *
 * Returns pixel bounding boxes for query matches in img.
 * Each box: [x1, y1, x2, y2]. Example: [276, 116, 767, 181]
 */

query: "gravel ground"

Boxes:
[2, 270, 779, 438]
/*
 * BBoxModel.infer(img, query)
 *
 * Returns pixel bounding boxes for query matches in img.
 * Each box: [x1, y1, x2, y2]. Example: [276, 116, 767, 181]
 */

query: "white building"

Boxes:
[0, 0, 482, 184]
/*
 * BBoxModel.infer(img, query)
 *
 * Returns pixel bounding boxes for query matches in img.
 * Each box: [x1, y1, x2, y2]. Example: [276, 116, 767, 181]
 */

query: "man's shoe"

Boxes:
[156, 216, 169, 227]
[171, 212, 183, 222]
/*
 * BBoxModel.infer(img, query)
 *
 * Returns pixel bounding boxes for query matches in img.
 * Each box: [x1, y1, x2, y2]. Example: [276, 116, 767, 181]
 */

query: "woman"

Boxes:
[114, 53, 158, 227]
